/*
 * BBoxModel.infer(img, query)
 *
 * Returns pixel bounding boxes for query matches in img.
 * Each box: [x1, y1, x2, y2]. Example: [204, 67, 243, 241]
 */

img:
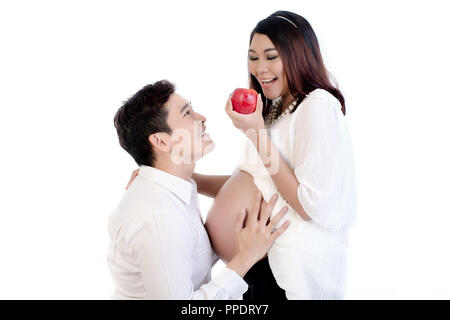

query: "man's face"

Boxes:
[164, 93, 215, 164]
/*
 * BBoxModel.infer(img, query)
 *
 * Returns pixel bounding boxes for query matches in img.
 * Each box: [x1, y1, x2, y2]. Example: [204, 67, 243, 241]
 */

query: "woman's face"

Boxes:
[248, 33, 291, 101]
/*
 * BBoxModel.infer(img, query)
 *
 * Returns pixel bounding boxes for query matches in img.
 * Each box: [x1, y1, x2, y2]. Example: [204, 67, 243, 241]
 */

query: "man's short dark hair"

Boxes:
[114, 80, 174, 167]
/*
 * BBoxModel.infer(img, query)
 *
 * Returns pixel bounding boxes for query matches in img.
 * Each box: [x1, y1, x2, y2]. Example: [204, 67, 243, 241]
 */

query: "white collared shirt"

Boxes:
[107, 165, 248, 299]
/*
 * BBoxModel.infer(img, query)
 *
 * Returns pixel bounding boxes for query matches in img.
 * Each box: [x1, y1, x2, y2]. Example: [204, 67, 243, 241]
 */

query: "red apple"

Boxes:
[231, 88, 258, 114]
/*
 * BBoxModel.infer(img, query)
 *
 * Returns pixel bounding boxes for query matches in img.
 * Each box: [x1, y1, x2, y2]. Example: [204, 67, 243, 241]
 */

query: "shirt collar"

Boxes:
[138, 165, 194, 206]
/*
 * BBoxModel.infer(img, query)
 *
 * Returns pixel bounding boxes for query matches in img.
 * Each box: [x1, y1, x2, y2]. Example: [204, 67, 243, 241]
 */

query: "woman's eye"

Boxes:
[248, 56, 258, 61]
[185, 110, 191, 116]
[267, 56, 278, 60]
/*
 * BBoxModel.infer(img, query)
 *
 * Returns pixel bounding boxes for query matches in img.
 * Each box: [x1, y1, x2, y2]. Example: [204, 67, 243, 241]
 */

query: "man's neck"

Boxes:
[153, 158, 195, 182]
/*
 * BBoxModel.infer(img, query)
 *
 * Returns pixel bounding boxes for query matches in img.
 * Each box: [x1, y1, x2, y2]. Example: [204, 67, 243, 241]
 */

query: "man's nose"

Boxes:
[194, 111, 206, 123]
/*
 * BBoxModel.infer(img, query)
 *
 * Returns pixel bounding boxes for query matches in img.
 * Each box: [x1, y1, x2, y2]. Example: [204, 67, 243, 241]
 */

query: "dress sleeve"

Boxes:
[131, 213, 248, 299]
[292, 92, 356, 229]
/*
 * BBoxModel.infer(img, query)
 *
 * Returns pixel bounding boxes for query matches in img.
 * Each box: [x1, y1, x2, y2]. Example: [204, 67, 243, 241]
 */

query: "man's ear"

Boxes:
[149, 133, 171, 153]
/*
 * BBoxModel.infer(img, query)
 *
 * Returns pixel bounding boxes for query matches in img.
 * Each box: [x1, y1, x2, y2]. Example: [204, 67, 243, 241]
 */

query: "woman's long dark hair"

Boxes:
[249, 11, 346, 118]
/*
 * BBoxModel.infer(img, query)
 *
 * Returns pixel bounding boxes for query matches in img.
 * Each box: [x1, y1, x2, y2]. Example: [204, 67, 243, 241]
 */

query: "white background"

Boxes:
[1, 0, 449, 299]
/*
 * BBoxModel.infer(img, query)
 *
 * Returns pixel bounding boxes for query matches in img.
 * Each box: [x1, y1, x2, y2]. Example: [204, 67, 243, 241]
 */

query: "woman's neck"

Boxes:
[280, 94, 295, 112]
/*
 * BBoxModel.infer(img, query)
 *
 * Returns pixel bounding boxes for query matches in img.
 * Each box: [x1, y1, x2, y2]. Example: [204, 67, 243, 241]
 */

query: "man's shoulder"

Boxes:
[108, 179, 186, 240]
[118, 178, 181, 213]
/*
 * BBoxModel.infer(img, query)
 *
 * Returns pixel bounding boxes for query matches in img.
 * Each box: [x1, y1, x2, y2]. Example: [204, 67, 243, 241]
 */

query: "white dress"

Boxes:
[236, 89, 357, 299]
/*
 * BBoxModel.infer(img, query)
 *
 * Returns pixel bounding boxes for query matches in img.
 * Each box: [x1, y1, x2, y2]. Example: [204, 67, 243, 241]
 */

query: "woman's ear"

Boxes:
[149, 133, 171, 153]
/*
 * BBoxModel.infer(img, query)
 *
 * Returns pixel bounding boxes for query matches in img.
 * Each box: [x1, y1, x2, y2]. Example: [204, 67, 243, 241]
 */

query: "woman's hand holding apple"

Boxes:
[226, 89, 265, 135]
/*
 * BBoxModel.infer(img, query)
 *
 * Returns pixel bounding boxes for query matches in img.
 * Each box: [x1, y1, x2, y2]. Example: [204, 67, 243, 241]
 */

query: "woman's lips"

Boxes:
[260, 77, 277, 89]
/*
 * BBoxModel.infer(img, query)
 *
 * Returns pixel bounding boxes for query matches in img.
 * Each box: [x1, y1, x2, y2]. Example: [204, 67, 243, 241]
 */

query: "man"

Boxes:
[108, 80, 290, 299]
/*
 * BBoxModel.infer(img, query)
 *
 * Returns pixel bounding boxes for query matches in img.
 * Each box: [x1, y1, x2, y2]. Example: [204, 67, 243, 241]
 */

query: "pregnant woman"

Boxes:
[197, 11, 356, 300]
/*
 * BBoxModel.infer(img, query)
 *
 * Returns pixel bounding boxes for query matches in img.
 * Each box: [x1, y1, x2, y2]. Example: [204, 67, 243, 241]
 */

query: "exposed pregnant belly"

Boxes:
[205, 170, 259, 263]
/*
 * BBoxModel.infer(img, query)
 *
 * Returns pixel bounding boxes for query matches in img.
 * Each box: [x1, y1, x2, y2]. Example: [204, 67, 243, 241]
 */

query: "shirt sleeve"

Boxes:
[131, 212, 248, 299]
[292, 92, 355, 229]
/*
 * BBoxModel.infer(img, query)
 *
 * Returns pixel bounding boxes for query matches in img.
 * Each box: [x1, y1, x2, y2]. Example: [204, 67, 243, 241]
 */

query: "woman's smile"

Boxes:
[260, 77, 278, 89]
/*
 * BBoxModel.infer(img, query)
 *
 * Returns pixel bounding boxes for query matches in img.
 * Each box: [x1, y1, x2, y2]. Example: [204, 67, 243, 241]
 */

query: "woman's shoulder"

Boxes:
[297, 88, 341, 114]
[305, 88, 339, 104]
[289, 89, 343, 131]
